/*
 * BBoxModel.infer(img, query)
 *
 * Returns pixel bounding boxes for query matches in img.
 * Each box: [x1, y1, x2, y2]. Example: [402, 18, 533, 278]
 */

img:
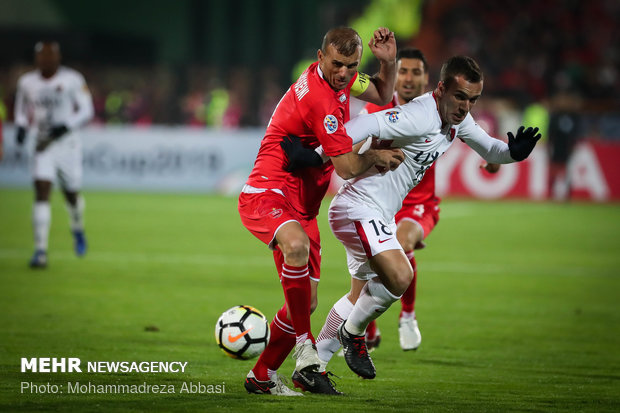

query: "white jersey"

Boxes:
[338, 91, 514, 221]
[14, 66, 94, 142]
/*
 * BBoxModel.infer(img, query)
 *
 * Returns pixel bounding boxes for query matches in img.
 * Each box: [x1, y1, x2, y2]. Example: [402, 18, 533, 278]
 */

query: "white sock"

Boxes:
[295, 332, 308, 346]
[316, 294, 354, 366]
[33, 202, 51, 251]
[66, 195, 85, 232]
[344, 279, 400, 336]
[400, 311, 415, 320]
[267, 369, 278, 381]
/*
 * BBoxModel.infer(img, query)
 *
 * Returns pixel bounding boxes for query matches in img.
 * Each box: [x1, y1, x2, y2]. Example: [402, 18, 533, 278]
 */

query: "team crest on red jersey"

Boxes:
[268, 208, 283, 219]
[385, 111, 400, 123]
[324, 115, 338, 134]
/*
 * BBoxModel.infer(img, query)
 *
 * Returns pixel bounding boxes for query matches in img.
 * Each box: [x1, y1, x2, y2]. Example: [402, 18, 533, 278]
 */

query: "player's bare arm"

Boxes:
[357, 27, 397, 106]
[330, 145, 404, 180]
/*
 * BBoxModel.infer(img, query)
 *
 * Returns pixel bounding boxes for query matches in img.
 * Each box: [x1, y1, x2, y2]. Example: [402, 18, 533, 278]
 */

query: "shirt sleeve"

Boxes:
[458, 114, 514, 163]
[313, 112, 381, 160]
[344, 113, 380, 144]
[14, 77, 29, 128]
[373, 100, 433, 141]
[306, 100, 352, 157]
[66, 72, 94, 130]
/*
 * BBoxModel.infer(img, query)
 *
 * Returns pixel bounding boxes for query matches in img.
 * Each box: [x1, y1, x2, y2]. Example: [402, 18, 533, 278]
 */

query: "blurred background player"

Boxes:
[547, 91, 582, 201]
[238, 26, 403, 395]
[359, 48, 500, 352]
[14, 41, 94, 268]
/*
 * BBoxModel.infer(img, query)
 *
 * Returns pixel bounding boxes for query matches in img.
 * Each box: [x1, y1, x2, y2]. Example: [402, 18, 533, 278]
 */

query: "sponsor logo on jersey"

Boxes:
[339, 94, 347, 103]
[324, 115, 338, 134]
[385, 111, 400, 124]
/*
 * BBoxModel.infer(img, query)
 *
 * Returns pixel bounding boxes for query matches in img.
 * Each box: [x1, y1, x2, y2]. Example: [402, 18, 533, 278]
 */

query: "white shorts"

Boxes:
[32, 133, 82, 191]
[328, 193, 402, 280]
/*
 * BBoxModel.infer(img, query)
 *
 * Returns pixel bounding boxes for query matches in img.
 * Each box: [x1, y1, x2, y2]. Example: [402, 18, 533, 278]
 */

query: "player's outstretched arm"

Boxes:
[508, 126, 542, 161]
[462, 120, 541, 164]
[357, 27, 397, 106]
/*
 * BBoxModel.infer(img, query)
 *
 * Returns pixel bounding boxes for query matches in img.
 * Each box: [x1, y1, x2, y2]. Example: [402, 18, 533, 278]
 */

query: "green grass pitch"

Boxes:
[0, 188, 619, 412]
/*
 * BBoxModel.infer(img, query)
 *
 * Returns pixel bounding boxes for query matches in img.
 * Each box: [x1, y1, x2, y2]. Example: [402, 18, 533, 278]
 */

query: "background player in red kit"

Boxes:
[238, 27, 403, 395]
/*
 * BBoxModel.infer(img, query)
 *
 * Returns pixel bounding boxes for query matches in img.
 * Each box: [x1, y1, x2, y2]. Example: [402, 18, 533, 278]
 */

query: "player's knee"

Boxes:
[309, 296, 318, 313]
[393, 266, 414, 295]
[34, 181, 52, 201]
[397, 233, 415, 252]
[63, 190, 78, 205]
[396, 228, 416, 252]
[281, 237, 310, 264]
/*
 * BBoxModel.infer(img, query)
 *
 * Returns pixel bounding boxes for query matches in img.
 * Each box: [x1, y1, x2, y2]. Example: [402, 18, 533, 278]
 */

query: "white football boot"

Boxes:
[292, 339, 321, 372]
[398, 318, 421, 351]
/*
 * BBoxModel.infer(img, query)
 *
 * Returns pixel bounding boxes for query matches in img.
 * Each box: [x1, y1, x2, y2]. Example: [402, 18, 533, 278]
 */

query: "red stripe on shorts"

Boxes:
[354, 221, 373, 258]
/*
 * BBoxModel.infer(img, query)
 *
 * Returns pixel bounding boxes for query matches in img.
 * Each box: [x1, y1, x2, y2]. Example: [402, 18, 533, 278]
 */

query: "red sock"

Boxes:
[281, 263, 314, 343]
[401, 252, 417, 315]
[366, 320, 378, 340]
[251, 305, 295, 381]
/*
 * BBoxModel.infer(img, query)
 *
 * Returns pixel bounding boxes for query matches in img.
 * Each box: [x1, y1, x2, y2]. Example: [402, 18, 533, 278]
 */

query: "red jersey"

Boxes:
[362, 96, 439, 206]
[247, 62, 363, 219]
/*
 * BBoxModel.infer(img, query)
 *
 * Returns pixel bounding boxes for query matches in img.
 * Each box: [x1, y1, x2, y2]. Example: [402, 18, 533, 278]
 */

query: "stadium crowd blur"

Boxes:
[1, 0, 618, 134]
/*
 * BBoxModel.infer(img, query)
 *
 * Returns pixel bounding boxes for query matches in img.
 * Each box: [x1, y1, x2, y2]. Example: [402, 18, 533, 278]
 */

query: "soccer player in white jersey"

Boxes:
[284, 55, 541, 380]
[14, 41, 94, 268]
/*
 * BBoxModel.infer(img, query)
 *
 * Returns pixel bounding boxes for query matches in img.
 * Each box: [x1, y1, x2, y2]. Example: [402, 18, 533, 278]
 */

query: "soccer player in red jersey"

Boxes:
[238, 27, 403, 395]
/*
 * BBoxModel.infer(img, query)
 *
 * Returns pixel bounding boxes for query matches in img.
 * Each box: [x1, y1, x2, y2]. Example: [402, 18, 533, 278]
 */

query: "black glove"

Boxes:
[507, 126, 541, 161]
[49, 124, 69, 140]
[280, 135, 323, 172]
[16, 127, 26, 145]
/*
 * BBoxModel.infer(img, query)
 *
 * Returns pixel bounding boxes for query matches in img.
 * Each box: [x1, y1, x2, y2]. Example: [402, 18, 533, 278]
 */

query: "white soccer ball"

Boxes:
[215, 305, 270, 360]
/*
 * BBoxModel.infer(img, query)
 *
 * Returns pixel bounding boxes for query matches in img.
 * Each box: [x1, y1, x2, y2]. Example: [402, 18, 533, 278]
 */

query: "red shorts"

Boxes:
[238, 190, 322, 281]
[394, 199, 440, 241]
